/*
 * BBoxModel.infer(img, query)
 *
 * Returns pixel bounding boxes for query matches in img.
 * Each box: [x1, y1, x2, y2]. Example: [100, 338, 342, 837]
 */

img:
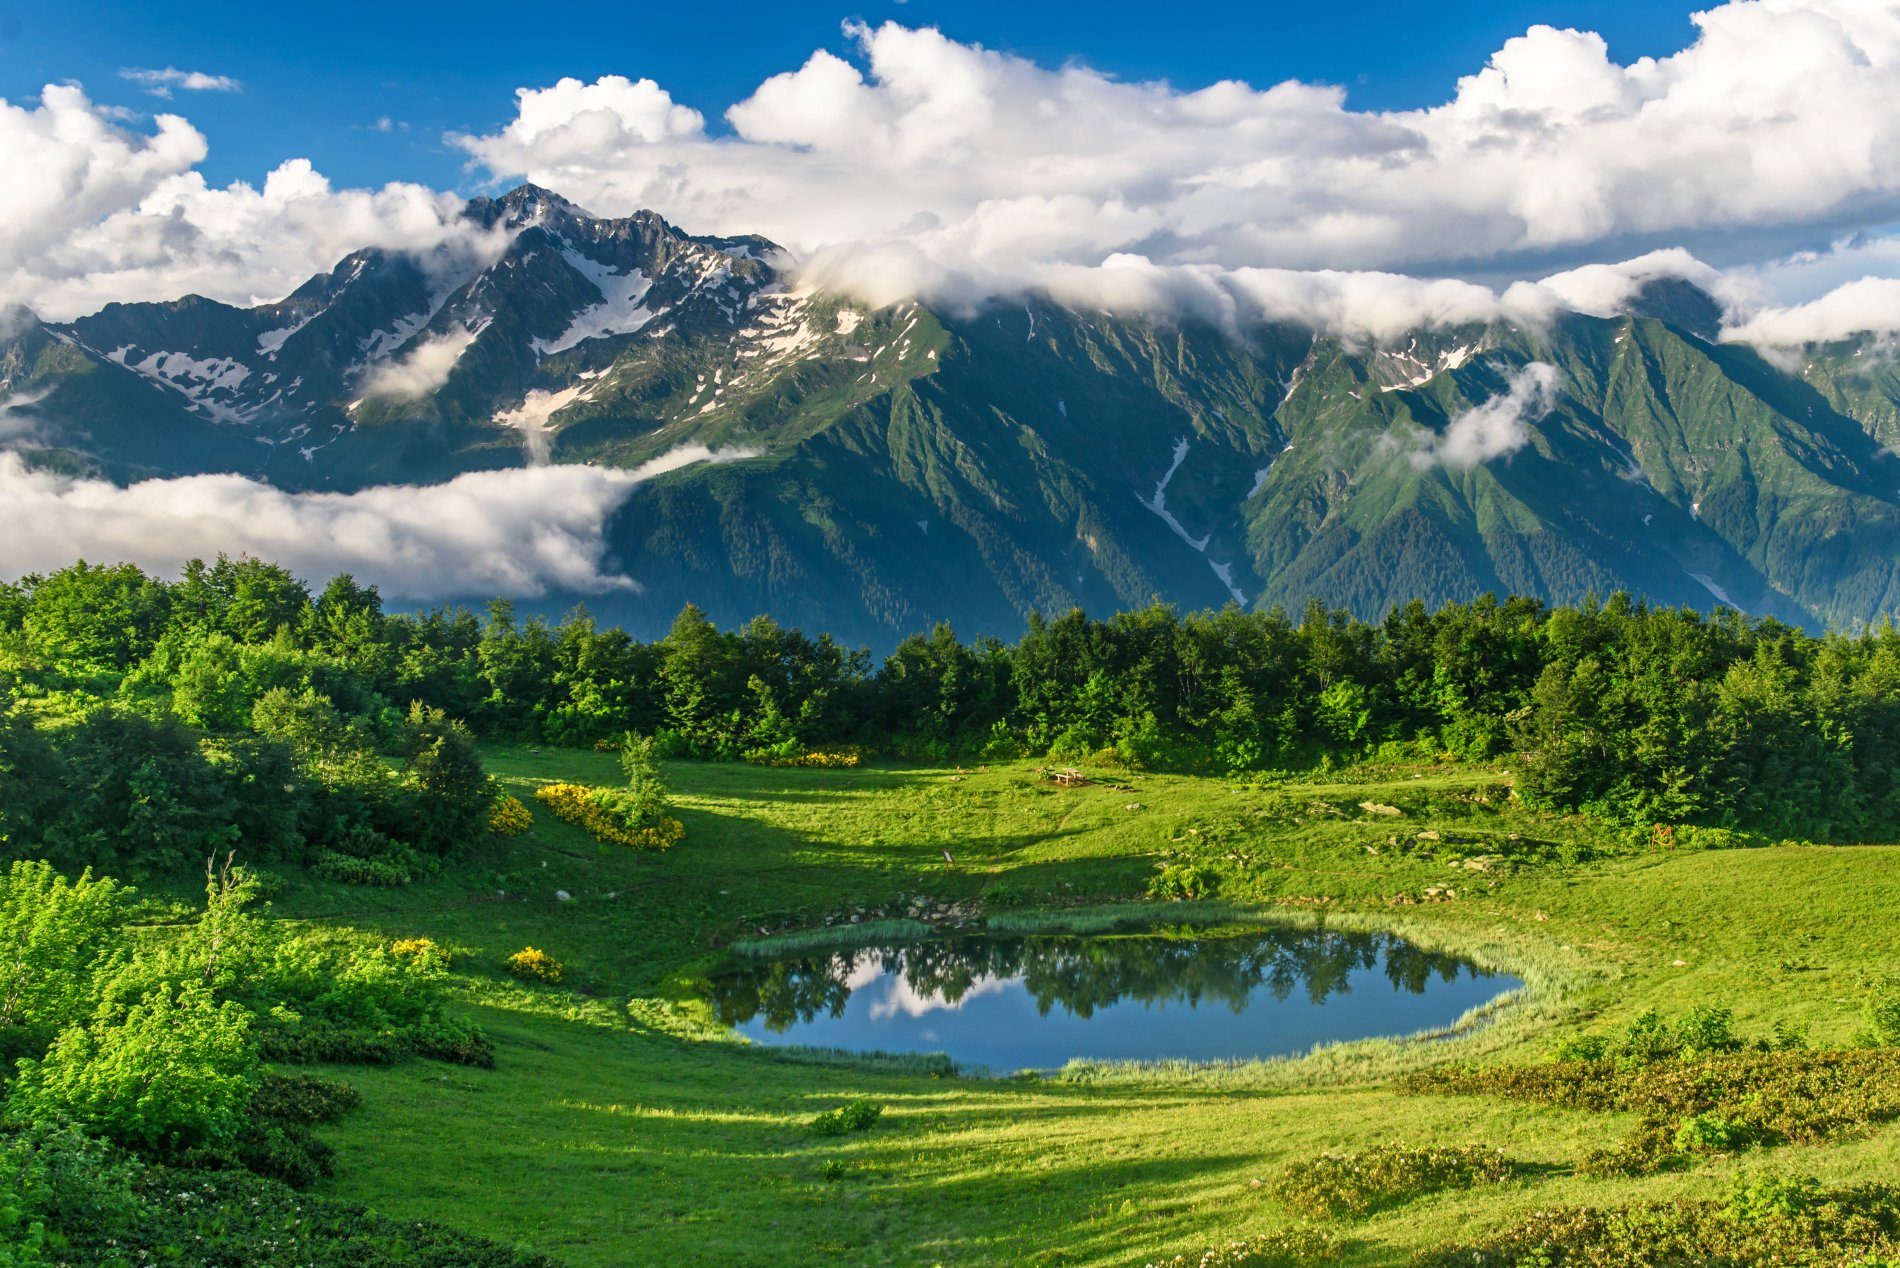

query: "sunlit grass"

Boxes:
[269, 752, 1900, 1266]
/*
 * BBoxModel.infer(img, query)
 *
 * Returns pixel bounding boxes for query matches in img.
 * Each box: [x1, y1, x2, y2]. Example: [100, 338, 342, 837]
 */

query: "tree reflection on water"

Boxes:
[704, 928, 1495, 1033]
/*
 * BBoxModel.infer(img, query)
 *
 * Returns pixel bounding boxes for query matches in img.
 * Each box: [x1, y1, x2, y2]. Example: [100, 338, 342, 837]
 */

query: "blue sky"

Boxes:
[1, 0, 1703, 191]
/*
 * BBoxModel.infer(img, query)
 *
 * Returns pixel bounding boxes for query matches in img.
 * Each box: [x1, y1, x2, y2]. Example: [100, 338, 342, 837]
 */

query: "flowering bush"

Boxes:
[809, 1099, 882, 1137]
[505, 947, 563, 985]
[487, 795, 534, 836]
[390, 937, 451, 971]
[743, 746, 863, 769]
[532, 782, 683, 851]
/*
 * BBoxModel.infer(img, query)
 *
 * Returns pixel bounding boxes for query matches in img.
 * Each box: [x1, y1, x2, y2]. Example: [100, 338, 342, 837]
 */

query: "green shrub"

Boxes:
[809, 1100, 883, 1137]
[1724, 1171, 1825, 1222]
[1415, 1178, 1900, 1266]
[1553, 1005, 1745, 1068]
[232, 1121, 338, 1189]
[1143, 1227, 1339, 1267]
[409, 1020, 497, 1068]
[1857, 984, 1900, 1047]
[310, 849, 414, 887]
[255, 1024, 408, 1066]
[59, 1164, 560, 1266]
[1405, 1047, 1900, 1176]
[1269, 1144, 1513, 1220]
[249, 1072, 361, 1124]
[10, 982, 258, 1154]
[1673, 1113, 1756, 1154]
[1148, 861, 1218, 901]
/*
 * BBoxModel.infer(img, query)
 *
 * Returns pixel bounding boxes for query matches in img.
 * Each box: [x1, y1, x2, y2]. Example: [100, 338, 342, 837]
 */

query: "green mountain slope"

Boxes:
[5, 186, 1899, 642]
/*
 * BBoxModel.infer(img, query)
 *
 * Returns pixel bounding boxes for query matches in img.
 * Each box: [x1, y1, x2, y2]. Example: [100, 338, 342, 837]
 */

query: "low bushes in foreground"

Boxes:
[1270, 1144, 1516, 1220]
[1413, 1175, 1900, 1267]
[1402, 1040, 1900, 1177]
[1144, 1228, 1340, 1267]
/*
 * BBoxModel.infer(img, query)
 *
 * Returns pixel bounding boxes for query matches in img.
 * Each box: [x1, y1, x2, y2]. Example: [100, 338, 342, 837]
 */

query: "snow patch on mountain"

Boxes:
[108, 347, 256, 422]
[1688, 572, 1738, 608]
[1139, 437, 1211, 552]
[537, 248, 657, 355]
[257, 314, 315, 357]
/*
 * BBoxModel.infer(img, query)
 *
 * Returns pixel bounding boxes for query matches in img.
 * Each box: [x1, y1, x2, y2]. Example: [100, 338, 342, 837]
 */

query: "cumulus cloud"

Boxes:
[1413, 362, 1561, 469]
[0, 446, 756, 600]
[0, 85, 499, 320]
[457, 5, 1900, 302]
[357, 328, 477, 400]
[1722, 277, 1900, 349]
[6, 3, 1900, 341]
[119, 67, 241, 97]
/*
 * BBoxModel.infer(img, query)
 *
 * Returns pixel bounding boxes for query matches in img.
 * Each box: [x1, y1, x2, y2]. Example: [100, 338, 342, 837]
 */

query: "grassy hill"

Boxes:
[260, 750, 1900, 1266]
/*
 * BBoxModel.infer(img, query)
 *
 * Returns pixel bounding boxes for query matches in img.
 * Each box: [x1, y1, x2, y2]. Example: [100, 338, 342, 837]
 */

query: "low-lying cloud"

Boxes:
[357, 328, 478, 401]
[1413, 362, 1562, 470]
[0, 446, 756, 601]
[1722, 277, 1900, 351]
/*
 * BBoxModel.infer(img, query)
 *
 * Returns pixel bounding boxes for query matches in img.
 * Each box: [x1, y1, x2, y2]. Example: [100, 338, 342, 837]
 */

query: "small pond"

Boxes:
[704, 926, 1519, 1072]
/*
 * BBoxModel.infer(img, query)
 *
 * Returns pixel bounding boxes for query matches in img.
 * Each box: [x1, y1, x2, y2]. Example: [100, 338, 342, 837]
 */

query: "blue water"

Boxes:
[704, 928, 1518, 1072]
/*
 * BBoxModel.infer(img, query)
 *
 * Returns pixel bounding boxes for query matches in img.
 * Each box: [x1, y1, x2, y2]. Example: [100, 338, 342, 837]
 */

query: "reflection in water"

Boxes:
[704, 927, 1516, 1070]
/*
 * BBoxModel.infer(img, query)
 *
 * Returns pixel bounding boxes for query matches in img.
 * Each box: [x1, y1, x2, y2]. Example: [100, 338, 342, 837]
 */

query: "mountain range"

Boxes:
[4, 183, 1899, 644]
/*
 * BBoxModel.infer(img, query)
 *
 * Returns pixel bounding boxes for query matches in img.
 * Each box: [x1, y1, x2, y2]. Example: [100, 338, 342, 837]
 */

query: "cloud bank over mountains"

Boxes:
[0, 446, 756, 600]
[3, 0, 1900, 345]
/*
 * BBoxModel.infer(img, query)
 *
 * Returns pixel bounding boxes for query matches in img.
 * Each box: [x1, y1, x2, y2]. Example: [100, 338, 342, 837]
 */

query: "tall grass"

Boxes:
[727, 918, 935, 957]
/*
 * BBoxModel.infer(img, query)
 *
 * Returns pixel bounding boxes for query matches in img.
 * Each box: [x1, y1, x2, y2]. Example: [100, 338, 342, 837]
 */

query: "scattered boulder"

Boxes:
[1359, 801, 1402, 817]
[555, 890, 571, 902]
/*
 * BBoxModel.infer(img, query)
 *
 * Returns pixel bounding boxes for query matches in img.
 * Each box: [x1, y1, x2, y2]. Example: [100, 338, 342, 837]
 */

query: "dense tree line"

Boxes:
[3, 558, 1898, 873]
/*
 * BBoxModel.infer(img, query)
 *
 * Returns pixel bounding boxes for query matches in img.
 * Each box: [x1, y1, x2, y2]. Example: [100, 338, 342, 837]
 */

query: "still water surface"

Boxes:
[706, 927, 1518, 1071]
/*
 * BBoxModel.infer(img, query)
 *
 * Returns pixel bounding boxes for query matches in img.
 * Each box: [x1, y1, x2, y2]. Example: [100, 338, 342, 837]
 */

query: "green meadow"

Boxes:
[271, 751, 1900, 1265]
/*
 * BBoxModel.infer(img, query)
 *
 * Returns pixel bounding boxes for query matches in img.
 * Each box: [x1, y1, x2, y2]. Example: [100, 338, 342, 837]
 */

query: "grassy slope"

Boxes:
[268, 753, 1900, 1266]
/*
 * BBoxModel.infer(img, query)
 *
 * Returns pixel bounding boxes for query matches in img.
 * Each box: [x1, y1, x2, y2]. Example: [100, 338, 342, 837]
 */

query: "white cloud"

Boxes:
[119, 67, 242, 98]
[0, 446, 756, 600]
[1722, 277, 1900, 348]
[4, 3, 1900, 341]
[0, 85, 497, 320]
[0, 387, 48, 441]
[357, 328, 477, 400]
[1413, 362, 1561, 469]
[1521, 249, 1739, 319]
[457, 6, 1900, 302]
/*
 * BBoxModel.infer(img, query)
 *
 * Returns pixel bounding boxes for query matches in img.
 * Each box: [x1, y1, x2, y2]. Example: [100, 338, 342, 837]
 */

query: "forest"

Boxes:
[3, 555, 1897, 886]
